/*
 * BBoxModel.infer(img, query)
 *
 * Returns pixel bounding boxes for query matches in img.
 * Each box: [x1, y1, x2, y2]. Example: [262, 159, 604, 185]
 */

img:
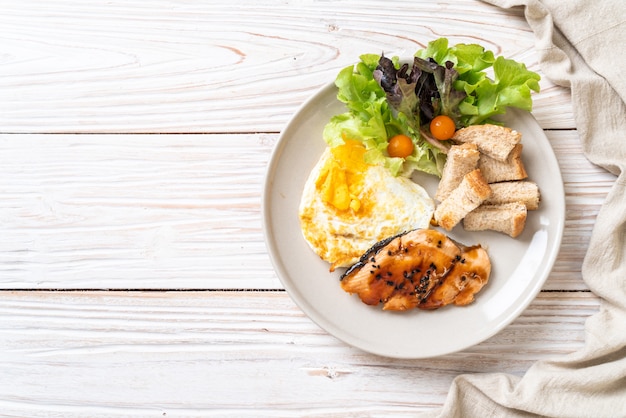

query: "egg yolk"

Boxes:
[315, 140, 367, 212]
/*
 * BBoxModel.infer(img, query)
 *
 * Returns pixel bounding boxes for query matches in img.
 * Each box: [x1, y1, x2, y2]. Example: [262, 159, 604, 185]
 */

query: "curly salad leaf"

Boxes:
[323, 54, 446, 177]
[323, 38, 541, 177]
[416, 38, 541, 126]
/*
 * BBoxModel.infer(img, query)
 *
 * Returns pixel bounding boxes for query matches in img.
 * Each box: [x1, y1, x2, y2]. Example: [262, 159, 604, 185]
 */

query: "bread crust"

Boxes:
[434, 123, 539, 238]
[434, 169, 491, 231]
[478, 144, 527, 183]
[435, 143, 480, 202]
[483, 180, 540, 210]
[452, 124, 521, 162]
[463, 202, 527, 238]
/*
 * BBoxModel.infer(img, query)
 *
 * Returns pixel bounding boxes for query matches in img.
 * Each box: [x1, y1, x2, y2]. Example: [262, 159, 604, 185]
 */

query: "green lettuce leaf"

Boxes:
[416, 38, 541, 126]
[322, 38, 540, 178]
[323, 55, 445, 177]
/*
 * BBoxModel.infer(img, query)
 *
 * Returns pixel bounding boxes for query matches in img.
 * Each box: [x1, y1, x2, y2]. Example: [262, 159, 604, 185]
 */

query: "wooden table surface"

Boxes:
[0, 1, 616, 416]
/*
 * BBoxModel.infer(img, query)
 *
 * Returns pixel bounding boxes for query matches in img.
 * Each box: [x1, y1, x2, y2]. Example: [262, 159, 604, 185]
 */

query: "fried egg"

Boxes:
[299, 140, 435, 271]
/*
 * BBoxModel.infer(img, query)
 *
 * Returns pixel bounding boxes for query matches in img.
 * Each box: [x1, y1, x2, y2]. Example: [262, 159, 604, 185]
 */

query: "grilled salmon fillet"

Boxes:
[340, 229, 491, 311]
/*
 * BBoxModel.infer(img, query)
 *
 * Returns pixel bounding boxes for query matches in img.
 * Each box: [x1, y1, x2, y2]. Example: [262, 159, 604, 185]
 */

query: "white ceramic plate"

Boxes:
[263, 82, 565, 359]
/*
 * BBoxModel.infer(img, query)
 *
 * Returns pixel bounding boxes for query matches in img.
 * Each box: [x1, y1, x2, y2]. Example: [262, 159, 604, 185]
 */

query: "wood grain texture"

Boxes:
[0, 131, 614, 290]
[0, 134, 276, 289]
[0, 290, 599, 416]
[0, 0, 572, 133]
[0, 1, 615, 414]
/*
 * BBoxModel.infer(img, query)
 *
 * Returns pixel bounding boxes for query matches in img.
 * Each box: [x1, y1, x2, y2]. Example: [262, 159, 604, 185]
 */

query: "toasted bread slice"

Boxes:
[478, 144, 528, 183]
[435, 143, 480, 202]
[463, 202, 527, 238]
[434, 169, 491, 231]
[483, 180, 540, 210]
[452, 124, 522, 162]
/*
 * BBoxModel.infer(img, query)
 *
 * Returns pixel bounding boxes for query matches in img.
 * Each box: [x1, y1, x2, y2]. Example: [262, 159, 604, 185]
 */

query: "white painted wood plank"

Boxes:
[0, 290, 600, 416]
[0, 131, 614, 290]
[0, 0, 573, 133]
[0, 134, 278, 289]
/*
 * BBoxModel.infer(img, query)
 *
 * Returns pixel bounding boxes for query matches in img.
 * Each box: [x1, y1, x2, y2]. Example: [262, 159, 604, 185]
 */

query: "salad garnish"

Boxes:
[323, 37, 541, 177]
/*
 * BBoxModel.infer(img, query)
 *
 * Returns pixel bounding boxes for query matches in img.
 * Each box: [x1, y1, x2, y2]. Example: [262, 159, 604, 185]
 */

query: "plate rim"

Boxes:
[262, 81, 565, 359]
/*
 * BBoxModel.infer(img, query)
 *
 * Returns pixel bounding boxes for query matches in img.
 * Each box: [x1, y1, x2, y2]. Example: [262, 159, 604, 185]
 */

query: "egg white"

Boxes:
[299, 148, 435, 271]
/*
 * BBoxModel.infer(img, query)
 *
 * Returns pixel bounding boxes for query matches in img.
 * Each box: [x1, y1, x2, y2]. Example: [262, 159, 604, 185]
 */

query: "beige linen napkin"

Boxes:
[421, 1, 626, 417]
